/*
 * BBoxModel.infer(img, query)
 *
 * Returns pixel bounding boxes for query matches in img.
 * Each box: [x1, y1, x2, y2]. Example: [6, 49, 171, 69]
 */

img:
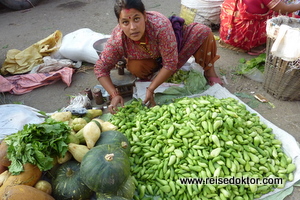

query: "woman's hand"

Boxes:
[143, 87, 156, 107]
[108, 95, 124, 114]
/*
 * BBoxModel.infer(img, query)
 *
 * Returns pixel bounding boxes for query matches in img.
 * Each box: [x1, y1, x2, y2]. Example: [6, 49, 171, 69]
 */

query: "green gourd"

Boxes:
[96, 193, 129, 200]
[80, 144, 130, 194]
[52, 160, 93, 200]
[95, 130, 131, 156]
[116, 175, 136, 199]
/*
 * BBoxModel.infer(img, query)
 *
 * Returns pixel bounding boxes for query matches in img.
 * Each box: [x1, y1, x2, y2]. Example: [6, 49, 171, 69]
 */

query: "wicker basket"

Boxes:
[263, 16, 300, 101]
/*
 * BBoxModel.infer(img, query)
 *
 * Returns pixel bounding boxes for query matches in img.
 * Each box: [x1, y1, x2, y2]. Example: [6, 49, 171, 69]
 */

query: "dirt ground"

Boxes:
[0, 0, 300, 199]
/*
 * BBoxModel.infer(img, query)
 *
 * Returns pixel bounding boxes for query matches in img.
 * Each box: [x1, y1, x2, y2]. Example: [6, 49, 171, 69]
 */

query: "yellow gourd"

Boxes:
[83, 120, 101, 149]
[93, 119, 118, 132]
[57, 151, 73, 164]
[68, 143, 89, 162]
[50, 111, 72, 122]
[74, 129, 86, 144]
[83, 109, 103, 120]
[70, 118, 88, 132]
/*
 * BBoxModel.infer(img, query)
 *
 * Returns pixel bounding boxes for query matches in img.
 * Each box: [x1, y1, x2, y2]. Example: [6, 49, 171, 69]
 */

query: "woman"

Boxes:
[94, 0, 222, 114]
[219, 0, 300, 55]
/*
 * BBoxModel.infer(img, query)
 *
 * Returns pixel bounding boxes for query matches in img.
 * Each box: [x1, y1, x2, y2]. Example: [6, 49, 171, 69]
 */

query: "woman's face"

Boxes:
[118, 8, 146, 42]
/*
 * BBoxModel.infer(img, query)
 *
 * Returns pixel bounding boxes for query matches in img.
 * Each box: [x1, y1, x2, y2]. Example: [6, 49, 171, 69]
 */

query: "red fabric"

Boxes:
[94, 11, 211, 78]
[244, 0, 281, 14]
[220, 0, 300, 51]
[0, 67, 74, 95]
[220, 0, 278, 51]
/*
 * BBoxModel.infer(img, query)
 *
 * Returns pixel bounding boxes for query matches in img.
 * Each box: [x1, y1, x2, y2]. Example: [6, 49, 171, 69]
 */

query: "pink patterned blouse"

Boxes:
[94, 11, 211, 78]
[244, 0, 281, 14]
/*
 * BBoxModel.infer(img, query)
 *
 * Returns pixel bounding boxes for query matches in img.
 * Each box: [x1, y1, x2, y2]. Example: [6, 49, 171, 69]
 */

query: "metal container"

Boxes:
[93, 38, 109, 55]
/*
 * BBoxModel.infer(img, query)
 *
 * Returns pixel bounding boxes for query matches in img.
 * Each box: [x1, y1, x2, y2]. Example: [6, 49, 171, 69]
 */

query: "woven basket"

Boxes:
[263, 16, 300, 101]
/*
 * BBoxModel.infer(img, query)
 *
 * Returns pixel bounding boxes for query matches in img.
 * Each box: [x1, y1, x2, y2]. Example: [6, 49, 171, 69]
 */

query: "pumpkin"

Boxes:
[0, 184, 55, 200]
[80, 144, 131, 194]
[95, 130, 131, 156]
[96, 193, 129, 200]
[116, 175, 136, 199]
[52, 160, 93, 200]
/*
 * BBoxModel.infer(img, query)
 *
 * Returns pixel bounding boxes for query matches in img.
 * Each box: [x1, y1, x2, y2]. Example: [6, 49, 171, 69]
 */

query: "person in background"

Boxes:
[219, 0, 300, 55]
[94, 0, 223, 114]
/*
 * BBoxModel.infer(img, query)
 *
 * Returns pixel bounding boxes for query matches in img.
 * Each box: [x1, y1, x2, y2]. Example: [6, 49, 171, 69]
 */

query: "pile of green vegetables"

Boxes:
[110, 96, 295, 200]
[235, 53, 266, 75]
[166, 69, 190, 84]
[155, 69, 208, 105]
[5, 118, 70, 175]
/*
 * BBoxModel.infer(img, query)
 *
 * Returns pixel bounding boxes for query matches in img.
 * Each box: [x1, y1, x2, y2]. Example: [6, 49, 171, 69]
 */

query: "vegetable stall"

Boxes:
[0, 85, 299, 200]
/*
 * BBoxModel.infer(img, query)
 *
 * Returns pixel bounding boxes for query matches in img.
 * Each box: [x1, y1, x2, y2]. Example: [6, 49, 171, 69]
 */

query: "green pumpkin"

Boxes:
[80, 144, 131, 194]
[96, 193, 129, 200]
[116, 175, 136, 199]
[95, 130, 131, 156]
[52, 160, 93, 200]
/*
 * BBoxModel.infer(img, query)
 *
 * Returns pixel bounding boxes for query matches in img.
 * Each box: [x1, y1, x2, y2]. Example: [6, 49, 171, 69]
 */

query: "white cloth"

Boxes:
[271, 24, 300, 61]
[30, 56, 75, 73]
[0, 104, 44, 140]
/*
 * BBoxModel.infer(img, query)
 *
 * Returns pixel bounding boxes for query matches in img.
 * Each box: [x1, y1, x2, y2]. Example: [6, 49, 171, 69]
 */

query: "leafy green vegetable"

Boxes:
[5, 118, 70, 175]
[155, 69, 208, 105]
[166, 69, 190, 84]
[235, 53, 266, 75]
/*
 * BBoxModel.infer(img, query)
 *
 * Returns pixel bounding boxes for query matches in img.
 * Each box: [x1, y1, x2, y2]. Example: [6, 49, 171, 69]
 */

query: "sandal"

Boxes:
[247, 48, 266, 56]
[206, 76, 224, 86]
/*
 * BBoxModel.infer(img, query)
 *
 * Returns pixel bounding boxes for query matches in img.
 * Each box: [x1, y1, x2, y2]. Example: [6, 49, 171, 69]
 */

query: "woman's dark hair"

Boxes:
[114, 0, 145, 20]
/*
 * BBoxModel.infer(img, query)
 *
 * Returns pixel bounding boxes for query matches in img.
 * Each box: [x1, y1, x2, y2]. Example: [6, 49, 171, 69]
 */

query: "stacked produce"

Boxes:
[110, 96, 297, 200]
[0, 109, 135, 200]
[166, 69, 190, 84]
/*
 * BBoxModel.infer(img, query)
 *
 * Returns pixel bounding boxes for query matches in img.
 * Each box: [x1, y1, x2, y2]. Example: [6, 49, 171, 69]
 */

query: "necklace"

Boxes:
[135, 36, 156, 58]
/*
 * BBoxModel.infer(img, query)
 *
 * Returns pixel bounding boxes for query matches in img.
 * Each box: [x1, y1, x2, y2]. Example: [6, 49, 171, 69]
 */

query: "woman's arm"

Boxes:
[98, 76, 124, 114]
[98, 76, 118, 96]
[143, 68, 174, 106]
[147, 68, 174, 92]
[272, 1, 300, 14]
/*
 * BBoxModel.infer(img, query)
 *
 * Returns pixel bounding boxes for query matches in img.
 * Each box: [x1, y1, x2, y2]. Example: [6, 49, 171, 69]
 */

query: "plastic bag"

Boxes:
[1, 30, 62, 75]
[243, 67, 264, 82]
[58, 28, 110, 64]
[0, 104, 44, 140]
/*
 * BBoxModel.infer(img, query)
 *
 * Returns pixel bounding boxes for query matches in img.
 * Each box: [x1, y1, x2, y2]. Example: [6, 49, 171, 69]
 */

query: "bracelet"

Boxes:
[110, 89, 120, 100]
[146, 87, 154, 94]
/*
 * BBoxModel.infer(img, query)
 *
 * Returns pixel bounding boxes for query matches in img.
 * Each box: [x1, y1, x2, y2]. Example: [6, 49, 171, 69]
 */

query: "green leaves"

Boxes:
[5, 118, 70, 175]
[235, 53, 266, 75]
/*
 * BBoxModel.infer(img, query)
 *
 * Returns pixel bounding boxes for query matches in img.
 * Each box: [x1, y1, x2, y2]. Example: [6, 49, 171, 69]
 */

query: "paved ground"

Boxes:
[0, 0, 300, 199]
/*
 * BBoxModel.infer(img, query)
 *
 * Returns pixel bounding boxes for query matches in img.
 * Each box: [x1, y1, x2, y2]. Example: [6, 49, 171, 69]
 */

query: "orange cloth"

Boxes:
[193, 32, 220, 71]
[126, 58, 161, 80]
[126, 32, 219, 79]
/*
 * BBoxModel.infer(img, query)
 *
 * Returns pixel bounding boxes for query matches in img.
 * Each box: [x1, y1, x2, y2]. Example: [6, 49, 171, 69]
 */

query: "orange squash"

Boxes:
[0, 164, 7, 174]
[0, 140, 11, 167]
[0, 163, 42, 196]
[0, 185, 55, 200]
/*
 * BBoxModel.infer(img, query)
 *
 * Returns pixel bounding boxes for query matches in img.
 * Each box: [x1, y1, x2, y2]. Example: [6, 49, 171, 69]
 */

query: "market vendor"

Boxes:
[94, 0, 223, 114]
[219, 0, 300, 55]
